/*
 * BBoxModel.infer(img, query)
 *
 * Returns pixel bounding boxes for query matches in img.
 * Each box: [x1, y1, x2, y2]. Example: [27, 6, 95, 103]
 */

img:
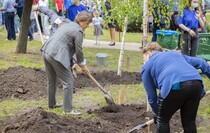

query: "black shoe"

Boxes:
[109, 42, 115, 46]
[49, 103, 63, 109]
[29, 38, 33, 41]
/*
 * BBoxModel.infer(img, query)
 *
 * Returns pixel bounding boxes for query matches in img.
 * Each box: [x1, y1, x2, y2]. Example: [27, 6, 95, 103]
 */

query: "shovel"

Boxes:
[34, 11, 44, 44]
[85, 72, 117, 112]
[126, 119, 154, 133]
[127, 90, 210, 133]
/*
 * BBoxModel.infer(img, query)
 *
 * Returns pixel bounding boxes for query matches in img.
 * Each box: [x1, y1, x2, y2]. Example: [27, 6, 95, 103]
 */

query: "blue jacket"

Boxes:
[67, 4, 87, 21]
[178, 8, 199, 29]
[141, 51, 210, 113]
[17, 0, 24, 8]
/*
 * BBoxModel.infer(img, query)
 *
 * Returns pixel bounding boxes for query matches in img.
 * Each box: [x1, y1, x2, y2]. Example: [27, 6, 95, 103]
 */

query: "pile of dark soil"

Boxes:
[0, 104, 188, 133]
[0, 66, 207, 133]
[0, 66, 141, 101]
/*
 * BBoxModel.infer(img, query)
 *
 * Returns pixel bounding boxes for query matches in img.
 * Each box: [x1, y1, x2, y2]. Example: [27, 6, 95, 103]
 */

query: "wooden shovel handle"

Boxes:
[34, 11, 44, 44]
[85, 72, 107, 94]
[205, 90, 210, 96]
[145, 119, 154, 125]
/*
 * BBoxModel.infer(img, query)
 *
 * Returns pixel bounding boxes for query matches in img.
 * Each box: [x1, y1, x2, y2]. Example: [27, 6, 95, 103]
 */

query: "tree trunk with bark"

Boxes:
[16, 0, 33, 53]
[142, 0, 148, 47]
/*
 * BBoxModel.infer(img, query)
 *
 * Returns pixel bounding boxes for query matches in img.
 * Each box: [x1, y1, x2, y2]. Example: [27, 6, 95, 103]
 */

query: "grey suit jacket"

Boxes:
[41, 22, 86, 69]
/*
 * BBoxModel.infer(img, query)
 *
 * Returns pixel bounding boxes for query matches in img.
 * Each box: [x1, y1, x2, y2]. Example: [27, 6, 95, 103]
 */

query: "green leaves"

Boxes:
[102, 0, 143, 28]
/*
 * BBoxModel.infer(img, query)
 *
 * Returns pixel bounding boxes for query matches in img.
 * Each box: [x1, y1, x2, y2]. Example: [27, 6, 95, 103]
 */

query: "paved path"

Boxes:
[33, 32, 142, 51]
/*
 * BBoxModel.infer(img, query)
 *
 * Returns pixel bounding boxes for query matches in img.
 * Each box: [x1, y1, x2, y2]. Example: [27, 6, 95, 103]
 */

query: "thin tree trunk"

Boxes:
[143, 0, 151, 112]
[16, 0, 33, 53]
[117, 16, 128, 76]
[142, 0, 148, 47]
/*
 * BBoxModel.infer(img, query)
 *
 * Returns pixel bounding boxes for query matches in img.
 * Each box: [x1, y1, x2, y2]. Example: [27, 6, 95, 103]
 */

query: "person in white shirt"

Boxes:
[92, 10, 103, 45]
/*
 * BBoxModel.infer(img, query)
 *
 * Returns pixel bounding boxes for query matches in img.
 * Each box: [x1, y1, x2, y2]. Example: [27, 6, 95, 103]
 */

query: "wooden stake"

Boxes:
[118, 89, 125, 105]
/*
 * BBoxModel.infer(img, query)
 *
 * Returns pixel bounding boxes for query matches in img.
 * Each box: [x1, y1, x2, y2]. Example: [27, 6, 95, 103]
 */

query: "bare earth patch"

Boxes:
[0, 66, 208, 132]
[0, 105, 188, 133]
[0, 66, 140, 101]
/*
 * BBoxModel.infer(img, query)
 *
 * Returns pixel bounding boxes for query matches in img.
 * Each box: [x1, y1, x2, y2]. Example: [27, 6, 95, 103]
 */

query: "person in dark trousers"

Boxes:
[41, 11, 92, 115]
[178, 0, 204, 56]
[105, 0, 116, 46]
[141, 42, 210, 133]
[151, 0, 169, 42]
[13, 0, 24, 20]
[170, 10, 182, 50]
[0, 0, 16, 41]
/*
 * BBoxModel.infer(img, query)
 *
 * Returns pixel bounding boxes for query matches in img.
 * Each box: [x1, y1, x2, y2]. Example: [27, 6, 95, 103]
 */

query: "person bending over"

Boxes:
[141, 42, 210, 133]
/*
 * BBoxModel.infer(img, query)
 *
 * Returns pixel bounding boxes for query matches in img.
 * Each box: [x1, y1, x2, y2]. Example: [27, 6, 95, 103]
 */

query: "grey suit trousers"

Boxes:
[43, 52, 73, 112]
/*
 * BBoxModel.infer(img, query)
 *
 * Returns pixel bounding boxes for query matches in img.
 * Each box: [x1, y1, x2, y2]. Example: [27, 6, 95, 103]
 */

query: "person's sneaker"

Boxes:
[63, 110, 81, 115]
[49, 103, 63, 109]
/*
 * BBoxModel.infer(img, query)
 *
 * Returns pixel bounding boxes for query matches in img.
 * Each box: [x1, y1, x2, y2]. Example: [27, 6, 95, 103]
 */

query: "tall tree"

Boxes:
[16, 0, 33, 53]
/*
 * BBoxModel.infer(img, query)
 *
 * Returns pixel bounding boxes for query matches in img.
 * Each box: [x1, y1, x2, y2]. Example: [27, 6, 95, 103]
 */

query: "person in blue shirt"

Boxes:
[178, 0, 204, 56]
[141, 42, 210, 133]
[63, 0, 75, 18]
[67, 0, 87, 22]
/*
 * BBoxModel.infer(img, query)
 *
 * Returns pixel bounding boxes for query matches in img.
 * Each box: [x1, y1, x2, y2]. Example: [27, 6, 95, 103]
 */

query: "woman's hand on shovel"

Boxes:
[81, 65, 90, 75]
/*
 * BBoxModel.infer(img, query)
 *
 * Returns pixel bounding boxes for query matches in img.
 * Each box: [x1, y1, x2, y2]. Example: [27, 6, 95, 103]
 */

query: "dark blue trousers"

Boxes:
[5, 12, 16, 40]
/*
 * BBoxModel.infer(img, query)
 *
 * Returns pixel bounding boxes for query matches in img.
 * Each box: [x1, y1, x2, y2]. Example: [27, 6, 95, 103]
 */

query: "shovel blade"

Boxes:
[104, 91, 115, 105]
[104, 91, 118, 112]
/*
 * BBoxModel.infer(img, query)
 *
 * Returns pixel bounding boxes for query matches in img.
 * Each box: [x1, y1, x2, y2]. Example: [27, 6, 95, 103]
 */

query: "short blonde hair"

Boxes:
[93, 10, 100, 17]
[75, 11, 93, 23]
[142, 42, 163, 54]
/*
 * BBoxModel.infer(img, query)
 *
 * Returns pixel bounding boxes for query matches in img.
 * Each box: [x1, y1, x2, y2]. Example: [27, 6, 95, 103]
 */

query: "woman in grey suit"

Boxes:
[41, 11, 92, 115]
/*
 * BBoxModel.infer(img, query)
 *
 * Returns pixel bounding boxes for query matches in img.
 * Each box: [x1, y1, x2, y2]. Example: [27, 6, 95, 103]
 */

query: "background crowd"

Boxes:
[0, 0, 116, 46]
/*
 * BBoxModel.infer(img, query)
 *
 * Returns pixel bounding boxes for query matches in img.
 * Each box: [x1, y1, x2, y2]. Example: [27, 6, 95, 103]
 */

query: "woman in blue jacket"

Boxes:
[178, 0, 204, 56]
[141, 42, 210, 133]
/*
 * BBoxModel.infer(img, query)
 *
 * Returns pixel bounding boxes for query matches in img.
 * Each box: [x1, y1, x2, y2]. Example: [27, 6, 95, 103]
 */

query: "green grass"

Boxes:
[206, 12, 210, 23]
[83, 47, 143, 72]
[0, 98, 47, 117]
[85, 26, 152, 43]
[0, 29, 44, 69]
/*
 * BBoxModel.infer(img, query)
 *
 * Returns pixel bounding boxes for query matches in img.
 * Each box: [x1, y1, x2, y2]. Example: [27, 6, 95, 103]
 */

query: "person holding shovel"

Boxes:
[33, 5, 71, 36]
[141, 42, 210, 133]
[41, 11, 92, 115]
